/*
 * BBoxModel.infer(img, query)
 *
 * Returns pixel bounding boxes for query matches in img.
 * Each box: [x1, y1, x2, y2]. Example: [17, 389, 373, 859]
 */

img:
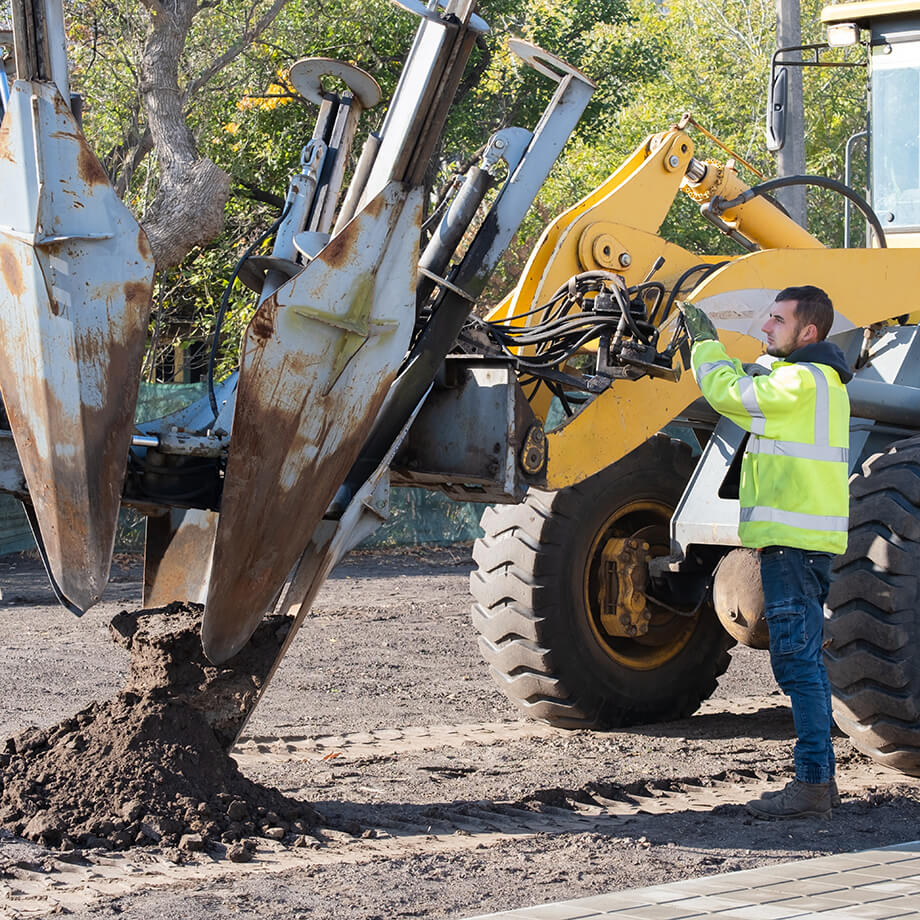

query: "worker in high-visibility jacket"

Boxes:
[680, 286, 851, 820]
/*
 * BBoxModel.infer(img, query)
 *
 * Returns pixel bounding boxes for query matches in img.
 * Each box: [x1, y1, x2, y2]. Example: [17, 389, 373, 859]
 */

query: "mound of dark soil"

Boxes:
[0, 604, 318, 852]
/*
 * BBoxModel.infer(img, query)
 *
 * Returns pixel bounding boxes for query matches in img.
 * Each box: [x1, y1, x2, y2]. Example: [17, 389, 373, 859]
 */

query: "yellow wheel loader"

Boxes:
[2, 0, 920, 778]
[466, 0, 920, 775]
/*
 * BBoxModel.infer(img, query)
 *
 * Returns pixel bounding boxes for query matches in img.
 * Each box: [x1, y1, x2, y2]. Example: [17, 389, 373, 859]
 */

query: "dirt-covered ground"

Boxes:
[1, 546, 919, 919]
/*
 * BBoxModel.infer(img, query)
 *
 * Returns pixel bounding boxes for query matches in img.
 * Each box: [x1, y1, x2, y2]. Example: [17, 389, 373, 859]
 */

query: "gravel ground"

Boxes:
[1, 546, 918, 919]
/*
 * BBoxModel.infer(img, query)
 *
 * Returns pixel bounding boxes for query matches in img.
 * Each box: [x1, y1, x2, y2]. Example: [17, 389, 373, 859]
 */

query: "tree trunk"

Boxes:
[137, 0, 231, 271]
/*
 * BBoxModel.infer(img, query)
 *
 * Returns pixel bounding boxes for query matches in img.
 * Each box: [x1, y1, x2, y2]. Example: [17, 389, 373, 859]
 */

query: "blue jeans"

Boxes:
[760, 547, 835, 784]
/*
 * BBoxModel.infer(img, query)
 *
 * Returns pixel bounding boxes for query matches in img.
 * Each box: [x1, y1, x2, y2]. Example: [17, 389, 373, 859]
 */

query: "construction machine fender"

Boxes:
[543, 247, 920, 489]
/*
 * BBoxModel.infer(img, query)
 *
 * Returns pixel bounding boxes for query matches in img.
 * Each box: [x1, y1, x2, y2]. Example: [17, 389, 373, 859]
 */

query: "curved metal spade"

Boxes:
[201, 181, 422, 663]
[0, 80, 153, 611]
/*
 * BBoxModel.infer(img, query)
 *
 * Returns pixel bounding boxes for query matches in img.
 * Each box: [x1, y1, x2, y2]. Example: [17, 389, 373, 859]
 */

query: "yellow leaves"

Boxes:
[223, 122, 240, 134]
[237, 69, 296, 112]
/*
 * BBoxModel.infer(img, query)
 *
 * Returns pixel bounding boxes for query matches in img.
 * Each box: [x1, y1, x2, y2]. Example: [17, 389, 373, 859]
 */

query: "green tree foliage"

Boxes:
[6, 0, 868, 379]
[65, 0, 421, 380]
[514, 0, 867, 275]
[61, 0, 663, 380]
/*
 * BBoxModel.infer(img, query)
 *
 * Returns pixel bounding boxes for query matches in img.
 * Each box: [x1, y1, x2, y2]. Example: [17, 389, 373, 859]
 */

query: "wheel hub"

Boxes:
[597, 536, 652, 637]
[585, 504, 699, 669]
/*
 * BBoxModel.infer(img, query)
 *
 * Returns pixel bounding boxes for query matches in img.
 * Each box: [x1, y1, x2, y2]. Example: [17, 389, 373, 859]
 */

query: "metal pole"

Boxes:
[10, 0, 69, 101]
[775, 0, 807, 227]
[844, 130, 867, 247]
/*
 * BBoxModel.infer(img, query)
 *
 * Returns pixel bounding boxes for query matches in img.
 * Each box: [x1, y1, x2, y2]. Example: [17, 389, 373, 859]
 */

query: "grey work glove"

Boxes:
[678, 301, 719, 344]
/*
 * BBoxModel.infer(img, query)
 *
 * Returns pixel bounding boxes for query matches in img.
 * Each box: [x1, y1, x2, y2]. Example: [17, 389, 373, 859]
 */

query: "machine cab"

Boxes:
[822, 0, 920, 246]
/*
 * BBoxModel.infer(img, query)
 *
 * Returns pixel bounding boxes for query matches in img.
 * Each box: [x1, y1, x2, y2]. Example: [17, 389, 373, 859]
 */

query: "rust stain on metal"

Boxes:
[137, 228, 153, 263]
[0, 300, 148, 610]
[251, 295, 279, 343]
[0, 245, 24, 297]
[123, 281, 152, 313]
[77, 147, 109, 187]
[321, 213, 364, 268]
[52, 94, 73, 116]
[205, 365, 396, 659]
[0, 128, 14, 164]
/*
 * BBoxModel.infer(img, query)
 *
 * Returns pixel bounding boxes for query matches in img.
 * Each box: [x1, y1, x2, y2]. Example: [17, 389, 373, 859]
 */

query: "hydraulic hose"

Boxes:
[718, 175, 887, 249]
[206, 203, 292, 421]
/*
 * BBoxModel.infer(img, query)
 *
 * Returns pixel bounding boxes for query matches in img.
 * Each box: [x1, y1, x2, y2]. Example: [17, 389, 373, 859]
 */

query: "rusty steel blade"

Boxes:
[201, 181, 422, 663]
[223, 386, 431, 745]
[144, 509, 218, 607]
[0, 81, 154, 611]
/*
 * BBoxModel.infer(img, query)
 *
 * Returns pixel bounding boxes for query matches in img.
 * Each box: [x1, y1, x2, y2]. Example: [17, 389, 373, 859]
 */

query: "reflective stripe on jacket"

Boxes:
[691, 339, 850, 554]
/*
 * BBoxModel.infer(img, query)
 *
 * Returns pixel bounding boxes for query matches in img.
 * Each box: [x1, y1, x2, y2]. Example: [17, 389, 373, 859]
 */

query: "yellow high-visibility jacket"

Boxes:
[691, 338, 851, 554]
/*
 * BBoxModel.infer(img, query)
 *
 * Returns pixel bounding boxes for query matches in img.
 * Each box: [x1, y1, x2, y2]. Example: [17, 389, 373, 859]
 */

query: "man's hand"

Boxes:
[678, 301, 719, 343]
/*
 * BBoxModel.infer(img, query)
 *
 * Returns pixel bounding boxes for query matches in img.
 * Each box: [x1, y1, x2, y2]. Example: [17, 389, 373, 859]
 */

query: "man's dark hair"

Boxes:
[776, 285, 834, 341]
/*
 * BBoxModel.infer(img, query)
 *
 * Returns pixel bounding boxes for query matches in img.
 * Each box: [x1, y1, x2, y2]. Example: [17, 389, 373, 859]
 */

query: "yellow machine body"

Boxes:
[487, 124, 920, 488]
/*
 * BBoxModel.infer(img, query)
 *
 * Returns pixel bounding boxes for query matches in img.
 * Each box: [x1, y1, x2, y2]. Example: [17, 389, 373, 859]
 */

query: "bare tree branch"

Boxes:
[113, 127, 153, 197]
[234, 179, 285, 208]
[184, 0, 288, 101]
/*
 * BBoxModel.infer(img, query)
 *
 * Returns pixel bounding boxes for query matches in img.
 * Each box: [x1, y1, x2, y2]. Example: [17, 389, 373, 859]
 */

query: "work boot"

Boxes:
[761, 777, 841, 808]
[746, 780, 832, 819]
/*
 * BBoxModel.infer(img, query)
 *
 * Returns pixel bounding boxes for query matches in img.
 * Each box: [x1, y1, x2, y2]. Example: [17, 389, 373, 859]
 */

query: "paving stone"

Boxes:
[652, 879, 749, 896]
[708, 872, 785, 890]
[861, 881, 920, 896]
[462, 841, 920, 920]
[716, 887, 797, 905]
[756, 880, 850, 898]
[596, 908, 703, 920]
[783, 893, 888, 912]
[622, 887, 692, 905]
[501, 904, 603, 920]
[812, 857, 889, 871]
[564, 894, 655, 912]
[703, 905, 804, 920]
[842, 870, 911, 884]
[868, 866, 920, 880]
[879, 843, 920, 857]
[839, 872, 913, 888]
[815, 887, 914, 905]
[765, 863, 844, 882]
[659, 895, 749, 913]
[809, 904, 917, 920]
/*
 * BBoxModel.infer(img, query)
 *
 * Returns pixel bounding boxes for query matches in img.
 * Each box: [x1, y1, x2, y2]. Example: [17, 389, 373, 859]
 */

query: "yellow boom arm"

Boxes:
[489, 122, 920, 488]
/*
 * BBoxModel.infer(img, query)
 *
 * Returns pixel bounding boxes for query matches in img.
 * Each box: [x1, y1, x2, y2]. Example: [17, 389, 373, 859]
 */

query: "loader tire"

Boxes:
[825, 435, 920, 776]
[470, 434, 735, 729]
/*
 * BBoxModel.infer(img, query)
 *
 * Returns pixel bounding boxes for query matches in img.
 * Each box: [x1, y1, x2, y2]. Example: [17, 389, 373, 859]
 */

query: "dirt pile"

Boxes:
[0, 603, 318, 852]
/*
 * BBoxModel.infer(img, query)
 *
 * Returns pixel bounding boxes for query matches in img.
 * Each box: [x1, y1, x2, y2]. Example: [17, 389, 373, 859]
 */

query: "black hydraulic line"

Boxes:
[547, 270, 623, 304]
[660, 262, 726, 322]
[718, 175, 887, 249]
[509, 290, 569, 323]
[618, 297, 651, 344]
[206, 203, 292, 421]
[502, 327, 622, 370]
[485, 311, 623, 341]
[635, 281, 665, 325]
[343, 240, 665, 501]
[488, 326, 621, 359]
